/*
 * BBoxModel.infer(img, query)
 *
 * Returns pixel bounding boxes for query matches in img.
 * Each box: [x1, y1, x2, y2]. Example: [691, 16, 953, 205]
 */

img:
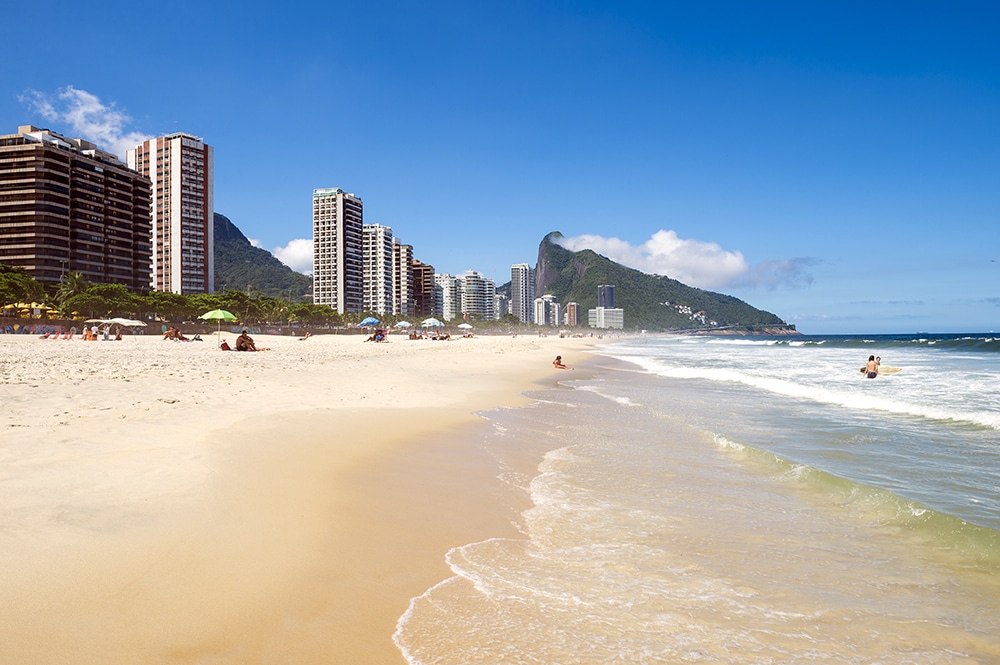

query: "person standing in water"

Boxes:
[865, 355, 879, 379]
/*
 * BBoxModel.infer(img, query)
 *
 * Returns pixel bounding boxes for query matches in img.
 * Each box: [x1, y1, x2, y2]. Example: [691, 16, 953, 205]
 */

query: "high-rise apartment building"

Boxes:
[510, 263, 534, 323]
[434, 273, 459, 321]
[598, 284, 615, 309]
[362, 223, 393, 314]
[127, 133, 213, 294]
[312, 188, 364, 313]
[494, 292, 509, 320]
[458, 270, 496, 321]
[0, 126, 152, 289]
[565, 302, 579, 327]
[410, 259, 436, 317]
[588, 306, 624, 329]
[534, 294, 560, 326]
[392, 239, 413, 316]
[433, 270, 498, 321]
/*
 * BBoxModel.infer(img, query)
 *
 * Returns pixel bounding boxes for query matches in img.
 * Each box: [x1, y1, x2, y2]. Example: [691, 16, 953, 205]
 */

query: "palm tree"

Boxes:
[54, 271, 86, 313]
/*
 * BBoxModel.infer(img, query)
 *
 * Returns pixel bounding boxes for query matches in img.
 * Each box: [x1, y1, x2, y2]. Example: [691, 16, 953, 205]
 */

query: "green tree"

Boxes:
[53, 271, 87, 313]
[142, 291, 189, 323]
[62, 292, 109, 319]
[211, 290, 254, 323]
[86, 283, 141, 317]
[188, 293, 227, 320]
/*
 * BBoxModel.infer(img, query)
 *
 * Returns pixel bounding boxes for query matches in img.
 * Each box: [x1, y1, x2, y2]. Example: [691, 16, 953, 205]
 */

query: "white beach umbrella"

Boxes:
[421, 317, 444, 327]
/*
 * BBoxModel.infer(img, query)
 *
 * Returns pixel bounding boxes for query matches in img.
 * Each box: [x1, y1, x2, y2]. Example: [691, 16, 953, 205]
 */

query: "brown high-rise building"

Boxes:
[565, 302, 579, 327]
[0, 125, 152, 290]
[410, 258, 436, 317]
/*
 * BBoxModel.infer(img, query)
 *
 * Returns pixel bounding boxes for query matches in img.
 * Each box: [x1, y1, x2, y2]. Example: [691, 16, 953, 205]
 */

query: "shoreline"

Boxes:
[0, 333, 601, 664]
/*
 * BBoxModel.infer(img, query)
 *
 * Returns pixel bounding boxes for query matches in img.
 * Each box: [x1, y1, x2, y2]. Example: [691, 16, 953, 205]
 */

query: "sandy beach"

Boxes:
[0, 330, 598, 664]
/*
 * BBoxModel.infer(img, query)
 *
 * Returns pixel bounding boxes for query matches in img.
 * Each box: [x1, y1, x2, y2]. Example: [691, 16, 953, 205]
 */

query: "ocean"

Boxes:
[394, 333, 1000, 664]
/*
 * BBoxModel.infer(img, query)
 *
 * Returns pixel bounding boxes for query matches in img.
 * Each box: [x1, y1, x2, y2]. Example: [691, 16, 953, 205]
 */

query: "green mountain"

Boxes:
[534, 232, 793, 332]
[214, 213, 312, 300]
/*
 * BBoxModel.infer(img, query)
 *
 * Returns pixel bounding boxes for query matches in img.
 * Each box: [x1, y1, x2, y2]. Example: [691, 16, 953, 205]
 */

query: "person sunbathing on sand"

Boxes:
[163, 326, 189, 342]
[553, 355, 573, 370]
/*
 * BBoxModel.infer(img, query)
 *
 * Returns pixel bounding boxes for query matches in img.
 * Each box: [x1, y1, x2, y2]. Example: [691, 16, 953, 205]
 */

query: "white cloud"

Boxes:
[248, 238, 262, 248]
[734, 257, 817, 290]
[557, 230, 748, 289]
[556, 230, 814, 291]
[273, 238, 313, 275]
[19, 86, 152, 160]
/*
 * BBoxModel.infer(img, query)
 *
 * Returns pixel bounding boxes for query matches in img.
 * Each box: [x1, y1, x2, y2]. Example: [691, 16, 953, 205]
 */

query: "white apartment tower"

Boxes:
[392, 239, 414, 316]
[313, 188, 364, 313]
[510, 263, 534, 323]
[434, 273, 459, 321]
[494, 293, 509, 319]
[534, 294, 561, 326]
[459, 270, 496, 321]
[362, 223, 394, 314]
[127, 133, 213, 294]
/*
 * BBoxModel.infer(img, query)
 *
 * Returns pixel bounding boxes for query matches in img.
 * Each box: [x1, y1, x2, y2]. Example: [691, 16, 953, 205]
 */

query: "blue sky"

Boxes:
[4, 1, 997, 333]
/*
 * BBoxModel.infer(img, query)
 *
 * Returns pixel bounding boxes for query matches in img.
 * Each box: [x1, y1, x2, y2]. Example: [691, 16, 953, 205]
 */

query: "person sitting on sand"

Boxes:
[864, 355, 879, 379]
[163, 325, 188, 341]
[553, 355, 573, 370]
[235, 330, 257, 352]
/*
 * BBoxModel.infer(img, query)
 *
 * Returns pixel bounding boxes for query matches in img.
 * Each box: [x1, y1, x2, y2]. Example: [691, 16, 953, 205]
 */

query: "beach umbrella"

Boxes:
[394, 321, 412, 328]
[198, 309, 238, 344]
[421, 317, 444, 328]
[4, 302, 50, 317]
[358, 316, 380, 327]
[457, 322, 473, 329]
[109, 317, 146, 327]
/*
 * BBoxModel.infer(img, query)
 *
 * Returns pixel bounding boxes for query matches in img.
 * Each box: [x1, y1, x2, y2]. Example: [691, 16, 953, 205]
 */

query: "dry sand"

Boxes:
[0, 330, 599, 664]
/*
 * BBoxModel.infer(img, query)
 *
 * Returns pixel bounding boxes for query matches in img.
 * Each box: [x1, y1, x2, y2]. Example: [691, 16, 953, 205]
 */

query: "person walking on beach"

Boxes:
[864, 355, 879, 379]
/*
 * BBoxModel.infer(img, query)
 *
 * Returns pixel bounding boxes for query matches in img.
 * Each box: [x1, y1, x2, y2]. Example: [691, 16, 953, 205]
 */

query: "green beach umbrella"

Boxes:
[198, 309, 238, 345]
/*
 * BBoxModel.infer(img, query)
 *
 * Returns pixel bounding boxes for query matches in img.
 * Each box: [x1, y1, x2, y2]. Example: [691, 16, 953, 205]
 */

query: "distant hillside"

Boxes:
[214, 213, 312, 300]
[535, 232, 792, 332]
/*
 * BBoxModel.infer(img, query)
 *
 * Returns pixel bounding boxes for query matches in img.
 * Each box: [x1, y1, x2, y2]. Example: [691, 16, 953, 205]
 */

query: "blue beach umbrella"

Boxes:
[358, 316, 380, 327]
